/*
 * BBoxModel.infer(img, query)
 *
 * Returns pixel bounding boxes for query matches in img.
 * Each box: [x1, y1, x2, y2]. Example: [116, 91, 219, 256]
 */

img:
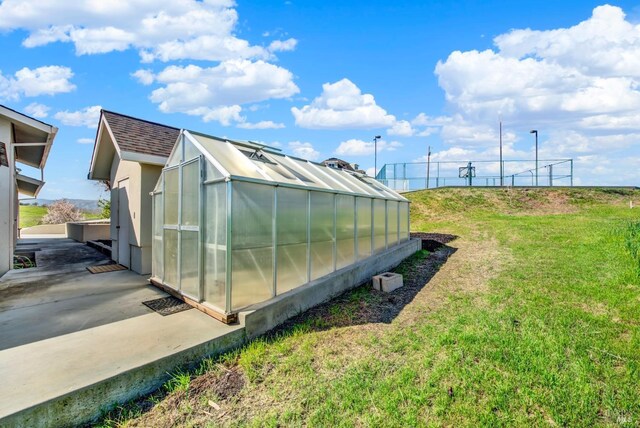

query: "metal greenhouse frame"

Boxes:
[151, 130, 410, 320]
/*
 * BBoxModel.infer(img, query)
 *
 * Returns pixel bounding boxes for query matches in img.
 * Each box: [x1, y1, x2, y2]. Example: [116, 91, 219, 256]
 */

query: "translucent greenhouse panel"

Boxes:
[164, 168, 179, 225]
[181, 160, 199, 227]
[190, 133, 265, 181]
[310, 192, 335, 280]
[321, 166, 370, 195]
[153, 193, 163, 279]
[277, 156, 330, 189]
[183, 137, 200, 162]
[180, 230, 199, 298]
[153, 235, 163, 279]
[204, 183, 226, 309]
[232, 247, 273, 310]
[206, 161, 224, 181]
[276, 187, 308, 294]
[373, 199, 386, 253]
[167, 138, 183, 167]
[387, 201, 399, 247]
[231, 182, 274, 310]
[356, 197, 372, 260]
[336, 194, 355, 269]
[153, 173, 163, 193]
[163, 229, 178, 288]
[399, 202, 410, 241]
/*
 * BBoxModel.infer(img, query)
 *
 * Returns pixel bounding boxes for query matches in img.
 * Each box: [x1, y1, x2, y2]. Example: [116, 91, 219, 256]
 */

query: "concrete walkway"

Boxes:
[0, 238, 244, 427]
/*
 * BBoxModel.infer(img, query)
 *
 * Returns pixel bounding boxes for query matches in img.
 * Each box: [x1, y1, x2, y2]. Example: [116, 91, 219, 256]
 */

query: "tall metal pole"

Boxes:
[374, 139, 377, 178]
[426, 145, 431, 189]
[535, 132, 538, 186]
[530, 129, 538, 186]
[373, 135, 381, 178]
[499, 121, 503, 186]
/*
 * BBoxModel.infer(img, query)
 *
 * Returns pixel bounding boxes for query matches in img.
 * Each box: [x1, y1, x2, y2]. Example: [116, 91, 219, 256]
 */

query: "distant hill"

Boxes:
[19, 198, 101, 212]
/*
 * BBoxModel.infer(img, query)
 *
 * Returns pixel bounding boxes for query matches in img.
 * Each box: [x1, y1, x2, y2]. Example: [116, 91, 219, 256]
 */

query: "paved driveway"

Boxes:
[0, 237, 244, 427]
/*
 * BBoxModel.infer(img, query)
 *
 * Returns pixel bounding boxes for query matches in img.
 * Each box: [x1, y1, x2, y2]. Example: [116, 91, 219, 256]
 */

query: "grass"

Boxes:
[97, 187, 640, 427]
[18, 205, 48, 228]
[18, 204, 101, 228]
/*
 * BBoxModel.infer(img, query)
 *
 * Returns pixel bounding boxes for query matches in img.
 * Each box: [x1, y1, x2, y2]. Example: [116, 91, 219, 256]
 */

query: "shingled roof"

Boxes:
[102, 110, 180, 158]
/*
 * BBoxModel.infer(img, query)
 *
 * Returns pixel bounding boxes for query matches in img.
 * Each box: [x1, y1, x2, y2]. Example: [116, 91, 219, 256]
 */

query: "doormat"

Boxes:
[142, 296, 193, 316]
[87, 264, 127, 274]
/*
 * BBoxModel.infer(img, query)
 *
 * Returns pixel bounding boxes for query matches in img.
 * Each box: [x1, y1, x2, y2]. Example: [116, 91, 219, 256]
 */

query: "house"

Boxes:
[0, 105, 57, 277]
[88, 110, 180, 274]
[322, 157, 366, 174]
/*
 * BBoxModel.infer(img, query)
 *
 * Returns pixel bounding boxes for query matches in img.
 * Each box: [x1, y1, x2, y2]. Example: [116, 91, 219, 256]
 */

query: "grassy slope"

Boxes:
[19, 205, 101, 228]
[100, 188, 640, 427]
[18, 205, 48, 228]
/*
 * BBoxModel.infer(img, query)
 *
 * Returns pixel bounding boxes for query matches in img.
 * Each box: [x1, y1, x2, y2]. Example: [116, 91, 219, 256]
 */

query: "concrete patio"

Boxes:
[0, 238, 244, 427]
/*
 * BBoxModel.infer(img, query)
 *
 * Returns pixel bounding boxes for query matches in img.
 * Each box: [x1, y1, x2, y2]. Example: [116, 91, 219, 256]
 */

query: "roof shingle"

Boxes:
[102, 110, 180, 158]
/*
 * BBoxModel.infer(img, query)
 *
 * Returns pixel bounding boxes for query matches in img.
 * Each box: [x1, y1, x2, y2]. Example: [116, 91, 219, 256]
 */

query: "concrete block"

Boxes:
[372, 272, 403, 292]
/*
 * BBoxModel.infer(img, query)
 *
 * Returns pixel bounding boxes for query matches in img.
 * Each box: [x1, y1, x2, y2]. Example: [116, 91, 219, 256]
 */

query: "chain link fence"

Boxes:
[376, 159, 573, 191]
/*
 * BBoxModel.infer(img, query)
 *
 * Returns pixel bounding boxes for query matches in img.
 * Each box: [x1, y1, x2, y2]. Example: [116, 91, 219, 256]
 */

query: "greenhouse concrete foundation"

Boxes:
[240, 238, 421, 338]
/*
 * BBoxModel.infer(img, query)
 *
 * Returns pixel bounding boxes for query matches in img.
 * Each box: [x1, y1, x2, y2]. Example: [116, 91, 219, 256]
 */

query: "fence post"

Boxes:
[570, 160, 573, 186]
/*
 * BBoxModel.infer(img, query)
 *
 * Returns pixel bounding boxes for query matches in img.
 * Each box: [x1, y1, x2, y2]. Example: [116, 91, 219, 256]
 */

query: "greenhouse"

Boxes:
[151, 130, 410, 319]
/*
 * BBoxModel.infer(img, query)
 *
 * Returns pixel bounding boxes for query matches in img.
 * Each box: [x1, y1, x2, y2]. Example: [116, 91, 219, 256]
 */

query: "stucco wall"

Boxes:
[139, 164, 162, 274]
[108, 156, 161, 275]
[110, 155, 141, 271]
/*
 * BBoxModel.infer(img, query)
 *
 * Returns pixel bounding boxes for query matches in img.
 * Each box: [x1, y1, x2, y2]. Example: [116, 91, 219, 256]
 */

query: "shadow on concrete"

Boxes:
[0, 238, 166, 351]
[267, 233, 458, 337]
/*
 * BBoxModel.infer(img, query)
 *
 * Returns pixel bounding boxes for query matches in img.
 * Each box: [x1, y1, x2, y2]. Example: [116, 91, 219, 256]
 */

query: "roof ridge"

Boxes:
[0, 104, 55, 128]
[102, 109, 180, 130]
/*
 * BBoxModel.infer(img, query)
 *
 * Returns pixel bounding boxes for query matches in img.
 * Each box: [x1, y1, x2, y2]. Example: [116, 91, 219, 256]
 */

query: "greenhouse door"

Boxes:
[162, 157, 202, 301]
[178, 157, 201, 301]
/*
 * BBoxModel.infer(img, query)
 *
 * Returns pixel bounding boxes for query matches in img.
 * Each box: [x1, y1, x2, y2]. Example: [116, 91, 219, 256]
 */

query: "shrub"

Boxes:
[42, 200, 85, 224]
[98, 198, 111, 219]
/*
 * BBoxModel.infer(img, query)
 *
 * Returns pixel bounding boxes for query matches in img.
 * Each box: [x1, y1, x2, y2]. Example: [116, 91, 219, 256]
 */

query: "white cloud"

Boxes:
[24, 102, 50, 118]
[435, 5, 640, 137]
[77, 138, 94, 144]
[291, 79, 396, 129]
[288, 141, 320, 160]
[0, 66, 75, 100]
[411, 113, 452, 127]
[132, 69, 154, 85]
[268, 38, 297, 52]
[0, 0, 290, 63]
[237, 120, 285, 129]
[335, 138, 402, 156]
[146, 60, 298, 125]
[417, 127, 439, 137]
[387, 120, 414, 137]
[429, 4, 640, 186]
[54, 105, 102, 128]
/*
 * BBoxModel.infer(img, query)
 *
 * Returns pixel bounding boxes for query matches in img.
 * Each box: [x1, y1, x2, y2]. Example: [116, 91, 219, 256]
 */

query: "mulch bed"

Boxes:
[189, 367, 245, 401]
[268, 233, 459, 333]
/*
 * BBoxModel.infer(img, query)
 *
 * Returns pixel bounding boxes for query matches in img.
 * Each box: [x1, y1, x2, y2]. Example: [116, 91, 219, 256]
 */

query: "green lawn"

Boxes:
[98, 188, 640, 427]
[19, 204, 101, 228]
[18, 205, 48, 228]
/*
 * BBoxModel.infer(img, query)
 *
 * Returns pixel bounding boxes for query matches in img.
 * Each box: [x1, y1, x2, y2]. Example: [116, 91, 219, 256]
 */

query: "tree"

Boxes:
[42, 200, 85, 224]
[98, 198, 111, 219]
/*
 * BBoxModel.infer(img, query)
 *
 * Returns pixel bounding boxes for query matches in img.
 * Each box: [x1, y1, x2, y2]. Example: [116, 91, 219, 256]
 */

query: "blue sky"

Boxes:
[1, 0, 639, 199]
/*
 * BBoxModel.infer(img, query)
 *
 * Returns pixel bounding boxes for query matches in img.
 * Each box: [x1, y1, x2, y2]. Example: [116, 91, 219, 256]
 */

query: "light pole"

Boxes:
[499, 120, 503, 186]
[373, 135, 382, 178]
[530, 129, 538, 186]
